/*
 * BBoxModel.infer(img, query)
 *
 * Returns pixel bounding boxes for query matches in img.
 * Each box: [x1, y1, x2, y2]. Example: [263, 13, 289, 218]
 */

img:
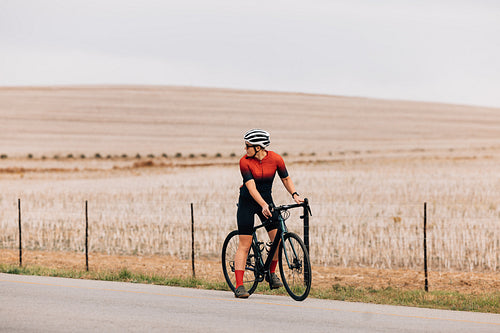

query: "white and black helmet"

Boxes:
[244, 129, 270, 148]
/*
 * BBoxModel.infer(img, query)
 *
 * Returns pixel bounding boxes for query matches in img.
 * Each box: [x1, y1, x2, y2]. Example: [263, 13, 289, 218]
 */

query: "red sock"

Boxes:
[235, 270, 244, 288]
[270, 260, 278, 273]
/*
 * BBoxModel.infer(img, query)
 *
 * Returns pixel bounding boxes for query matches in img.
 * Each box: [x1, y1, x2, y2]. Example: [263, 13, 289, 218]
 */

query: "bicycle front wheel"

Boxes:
[221, 230, 259, 295]
[279, 232, 312, 301]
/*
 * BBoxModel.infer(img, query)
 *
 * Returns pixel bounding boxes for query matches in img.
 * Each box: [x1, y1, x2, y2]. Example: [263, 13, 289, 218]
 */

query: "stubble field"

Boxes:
[1, 86, 499, 293]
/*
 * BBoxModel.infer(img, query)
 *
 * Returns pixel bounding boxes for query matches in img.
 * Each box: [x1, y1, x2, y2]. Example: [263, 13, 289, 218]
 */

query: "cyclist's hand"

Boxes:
[262, 205, 272, 218]
[293, 194, 304, 204]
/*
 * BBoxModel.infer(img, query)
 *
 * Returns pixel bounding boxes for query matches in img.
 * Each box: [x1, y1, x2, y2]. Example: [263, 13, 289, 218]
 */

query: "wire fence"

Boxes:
[1, 198, 498, 277]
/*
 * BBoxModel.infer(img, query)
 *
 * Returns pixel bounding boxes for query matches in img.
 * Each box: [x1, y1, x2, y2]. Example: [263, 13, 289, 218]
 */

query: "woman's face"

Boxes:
[245, 142, 258, 157]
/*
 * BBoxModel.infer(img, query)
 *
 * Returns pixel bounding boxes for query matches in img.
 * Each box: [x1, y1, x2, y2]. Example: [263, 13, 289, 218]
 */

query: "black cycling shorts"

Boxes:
[237, 196, 279, 235]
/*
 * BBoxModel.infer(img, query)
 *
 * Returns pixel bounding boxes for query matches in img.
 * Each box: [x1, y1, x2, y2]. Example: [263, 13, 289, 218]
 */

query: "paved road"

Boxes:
[1, 273, 499, 332]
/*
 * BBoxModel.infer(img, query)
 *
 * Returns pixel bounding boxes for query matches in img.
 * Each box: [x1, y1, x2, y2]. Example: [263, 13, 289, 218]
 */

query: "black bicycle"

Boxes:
[221, 199, 312, 301]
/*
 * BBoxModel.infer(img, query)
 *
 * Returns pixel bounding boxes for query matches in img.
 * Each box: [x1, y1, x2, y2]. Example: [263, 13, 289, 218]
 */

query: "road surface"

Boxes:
[1, 273, 499, 332]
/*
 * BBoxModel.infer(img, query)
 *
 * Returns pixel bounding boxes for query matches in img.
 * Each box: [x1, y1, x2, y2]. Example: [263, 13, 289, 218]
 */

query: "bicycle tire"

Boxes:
[278, 232, 312, 301]
[221, 230, 259, 295]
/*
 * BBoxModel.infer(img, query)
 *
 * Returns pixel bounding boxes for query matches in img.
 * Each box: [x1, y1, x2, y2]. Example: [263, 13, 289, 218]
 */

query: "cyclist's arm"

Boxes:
[280, 176, 303, 204]
[245, 179, 272, 217]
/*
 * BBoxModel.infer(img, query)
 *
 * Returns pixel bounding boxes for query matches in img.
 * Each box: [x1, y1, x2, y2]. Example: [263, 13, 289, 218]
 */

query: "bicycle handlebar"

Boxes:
[270, 198, 312, 216]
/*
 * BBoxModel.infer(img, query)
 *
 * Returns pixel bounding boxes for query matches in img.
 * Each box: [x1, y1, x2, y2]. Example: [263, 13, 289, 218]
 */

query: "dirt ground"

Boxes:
[1, 249, 499, 294]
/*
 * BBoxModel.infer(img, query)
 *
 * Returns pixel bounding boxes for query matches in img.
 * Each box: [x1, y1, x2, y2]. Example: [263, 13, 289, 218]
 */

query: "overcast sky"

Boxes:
[1, 0, 499, 108]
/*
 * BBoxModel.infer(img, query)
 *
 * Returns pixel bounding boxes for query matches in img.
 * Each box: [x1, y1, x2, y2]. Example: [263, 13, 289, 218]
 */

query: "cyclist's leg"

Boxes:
[266, 229, 280, 272]
[234, 235, 252, 270]
[266, 229, 279, 259]
[259, 203, 280, 264]
[235, 198, 258, 288]
[259, 207, 282, 287]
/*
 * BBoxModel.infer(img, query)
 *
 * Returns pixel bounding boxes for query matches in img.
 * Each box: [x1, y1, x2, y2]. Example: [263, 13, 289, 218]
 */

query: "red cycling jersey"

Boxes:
[239, 150, 289, 200]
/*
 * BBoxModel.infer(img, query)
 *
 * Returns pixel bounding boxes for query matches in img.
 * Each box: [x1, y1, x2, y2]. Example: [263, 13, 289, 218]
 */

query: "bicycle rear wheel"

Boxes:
[279, 232, 312, 301]
[221, 230, 259, 294]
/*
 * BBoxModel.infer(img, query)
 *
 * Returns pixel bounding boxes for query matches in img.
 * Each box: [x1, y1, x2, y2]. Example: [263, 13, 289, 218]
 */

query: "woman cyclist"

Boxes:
[234, 129, 303, 298]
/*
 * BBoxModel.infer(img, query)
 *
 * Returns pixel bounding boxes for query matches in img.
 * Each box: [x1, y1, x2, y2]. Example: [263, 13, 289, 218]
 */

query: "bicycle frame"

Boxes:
[249, 201, 309, 282]
[249, 216, 282, 282]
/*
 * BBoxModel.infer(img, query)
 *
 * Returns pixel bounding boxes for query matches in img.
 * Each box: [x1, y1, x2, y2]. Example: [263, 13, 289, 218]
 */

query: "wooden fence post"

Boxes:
[191, 203, 195, 278]
[424, 202, 428, 292]
[18, 199, 22, 267]
[85, 200, 89, 272]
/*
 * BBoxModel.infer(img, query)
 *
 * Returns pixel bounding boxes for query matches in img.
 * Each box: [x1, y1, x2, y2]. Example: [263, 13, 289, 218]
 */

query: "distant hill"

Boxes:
[1, 85, 499, 156]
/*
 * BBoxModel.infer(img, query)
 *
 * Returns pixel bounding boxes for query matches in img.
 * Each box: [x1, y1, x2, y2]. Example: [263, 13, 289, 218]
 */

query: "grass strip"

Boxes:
[1, 264, 498, 314]
[324, 283, 500, 314]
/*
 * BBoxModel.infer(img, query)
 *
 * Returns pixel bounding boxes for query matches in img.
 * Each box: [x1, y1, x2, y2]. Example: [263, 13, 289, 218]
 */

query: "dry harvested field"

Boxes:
[1, 86, 499, 292]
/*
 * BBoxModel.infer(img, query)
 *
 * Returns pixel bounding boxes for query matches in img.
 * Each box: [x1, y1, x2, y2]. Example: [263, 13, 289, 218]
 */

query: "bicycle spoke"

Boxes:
[279, 232, 311, 301]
